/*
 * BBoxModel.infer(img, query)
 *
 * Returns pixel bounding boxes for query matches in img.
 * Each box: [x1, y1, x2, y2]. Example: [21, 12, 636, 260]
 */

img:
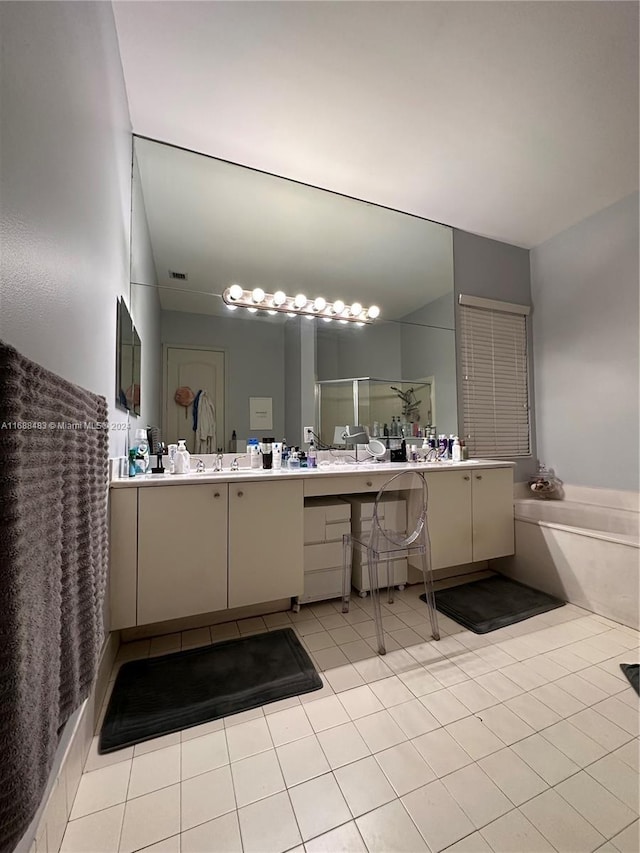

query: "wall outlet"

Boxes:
[303, 426, 315, 443]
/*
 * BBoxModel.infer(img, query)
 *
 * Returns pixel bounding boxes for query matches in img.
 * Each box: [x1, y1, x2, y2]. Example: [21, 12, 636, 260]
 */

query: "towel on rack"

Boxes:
[0, 342, 109, 853]
[195, 389, 216, 453]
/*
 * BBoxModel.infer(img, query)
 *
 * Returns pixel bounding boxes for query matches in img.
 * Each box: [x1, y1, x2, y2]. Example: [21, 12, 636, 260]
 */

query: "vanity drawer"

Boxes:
[304, 541, 344, 572]
[304, 473, 390, 498]
[304, 498, 351, 544]
[299, 567, 345, 604]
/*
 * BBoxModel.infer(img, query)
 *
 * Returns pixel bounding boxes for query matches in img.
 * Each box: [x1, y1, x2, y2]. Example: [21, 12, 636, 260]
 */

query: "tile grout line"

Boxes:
[85, 601, 636, 853]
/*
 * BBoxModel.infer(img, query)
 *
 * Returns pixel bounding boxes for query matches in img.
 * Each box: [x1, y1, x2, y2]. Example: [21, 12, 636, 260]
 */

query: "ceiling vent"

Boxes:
[168, 270, 188, 281]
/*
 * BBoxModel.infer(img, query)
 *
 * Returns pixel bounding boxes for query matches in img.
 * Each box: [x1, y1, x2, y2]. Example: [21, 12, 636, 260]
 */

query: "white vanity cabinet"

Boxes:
[137, 484, 228, 624]
[228, 480, 304, 608]
[424, 471, 473, 569]
[108, 462, 514, 630]
[470, 467, 515, 561]
[425, 467, 514, 569]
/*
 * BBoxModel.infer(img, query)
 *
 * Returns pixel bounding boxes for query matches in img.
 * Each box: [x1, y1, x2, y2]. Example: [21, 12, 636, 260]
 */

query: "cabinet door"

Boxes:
[472, 468, 514, 561]
[138, 484, 228, 625]
[110, 488, 138, 630]
[229, 480, 304, 608]
[425, 472, 473, 569]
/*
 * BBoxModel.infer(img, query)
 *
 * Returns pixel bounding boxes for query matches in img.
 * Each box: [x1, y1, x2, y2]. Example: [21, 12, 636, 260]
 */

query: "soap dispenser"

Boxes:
[174, 439, 190, 474]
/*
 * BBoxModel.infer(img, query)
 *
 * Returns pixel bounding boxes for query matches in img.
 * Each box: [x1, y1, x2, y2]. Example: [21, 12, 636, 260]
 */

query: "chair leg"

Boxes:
[368, 553, 386, 655]
[386, 559, 395, 604]
[342, 535, 353, 614]
[420, 549, 440, 641]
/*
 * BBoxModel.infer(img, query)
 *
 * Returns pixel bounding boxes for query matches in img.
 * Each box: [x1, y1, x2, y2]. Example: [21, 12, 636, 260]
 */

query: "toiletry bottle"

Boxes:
[438, 434, 448, 459]
[383, 423, 389, 438]
[448, 434, 455, 459]
[128, 448, 137, 477]
[134, 428, 150, 474]
[273, 442, 282, 470]
[174, 439, 190, 474]
[229, 430, 237, 452]
[281, 439, 289, 465]
[250, 442, 261, 469]
[261, 437, 273, 470]
[167, 443, 178, 474]
[452, 437, 462, 462]
[307, 439, 317, 468]
[288, 448, 300, 470]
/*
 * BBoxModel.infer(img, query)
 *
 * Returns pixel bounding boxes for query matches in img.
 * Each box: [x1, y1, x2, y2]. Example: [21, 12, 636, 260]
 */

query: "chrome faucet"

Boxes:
[214, 453, 224, 472]
[230, 455, 245, 471]
[194, 458, 206, 473]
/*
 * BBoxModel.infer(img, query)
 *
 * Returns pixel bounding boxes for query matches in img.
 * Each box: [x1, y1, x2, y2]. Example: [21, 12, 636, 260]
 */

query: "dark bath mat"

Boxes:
[620, 664, 639, 695]
[420, 575, 565, 634]
[100, 627, 322, 752]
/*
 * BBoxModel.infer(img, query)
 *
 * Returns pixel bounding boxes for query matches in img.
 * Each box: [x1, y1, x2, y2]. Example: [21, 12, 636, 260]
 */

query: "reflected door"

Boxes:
[165, 346, 225, 452]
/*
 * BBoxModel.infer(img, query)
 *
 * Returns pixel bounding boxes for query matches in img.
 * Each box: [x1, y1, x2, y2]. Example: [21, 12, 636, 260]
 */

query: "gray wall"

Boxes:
[316, 322, 403, 381]
[401, 293, 458, 436]
[130, 156, 162, 431]
[316, 311, 459, 437]
[0, 1, 133, 459]
[284, 321, 303, 446]
[161, 310, 286, 441]
[453, 230, 535, 481]
[530, 193, 639, 492]
[0, 3, 135, 849]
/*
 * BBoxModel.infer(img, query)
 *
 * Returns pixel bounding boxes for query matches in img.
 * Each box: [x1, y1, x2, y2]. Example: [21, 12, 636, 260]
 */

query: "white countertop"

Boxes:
[111, 459, 515, 488]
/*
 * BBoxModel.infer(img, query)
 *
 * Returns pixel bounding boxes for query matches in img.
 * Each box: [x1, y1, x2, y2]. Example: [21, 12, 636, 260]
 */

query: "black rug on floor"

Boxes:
[100, 627, 322, 753]
[620, 664, 639, 695]
[420, 575, 566, 634]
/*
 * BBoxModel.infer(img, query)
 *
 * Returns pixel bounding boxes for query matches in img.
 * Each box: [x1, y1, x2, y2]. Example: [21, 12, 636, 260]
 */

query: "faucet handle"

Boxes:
[215, 453, 224, 472]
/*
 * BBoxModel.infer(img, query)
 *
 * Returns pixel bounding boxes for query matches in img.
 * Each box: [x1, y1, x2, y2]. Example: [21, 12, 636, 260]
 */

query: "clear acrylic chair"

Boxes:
[342, 470, 440, 655]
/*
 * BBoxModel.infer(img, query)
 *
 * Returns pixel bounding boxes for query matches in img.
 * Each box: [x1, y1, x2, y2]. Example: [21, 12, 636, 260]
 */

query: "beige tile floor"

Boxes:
[62, 585, 639, 853]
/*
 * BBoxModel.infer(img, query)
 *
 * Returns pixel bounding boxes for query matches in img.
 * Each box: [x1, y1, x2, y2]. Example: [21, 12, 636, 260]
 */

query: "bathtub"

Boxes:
[499, 495, 639, 629]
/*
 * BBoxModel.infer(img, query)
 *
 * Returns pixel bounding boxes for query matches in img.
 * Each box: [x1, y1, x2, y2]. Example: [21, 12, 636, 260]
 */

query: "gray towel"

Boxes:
[0, 342, 109, 853]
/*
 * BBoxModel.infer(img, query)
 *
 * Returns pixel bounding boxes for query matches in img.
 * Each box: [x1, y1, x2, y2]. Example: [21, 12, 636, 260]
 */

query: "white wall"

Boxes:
[0, 1, 133, 457]
[531, 193, 639, 492]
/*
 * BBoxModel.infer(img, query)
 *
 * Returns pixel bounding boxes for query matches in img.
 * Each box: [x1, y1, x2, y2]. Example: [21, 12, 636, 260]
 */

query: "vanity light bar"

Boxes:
[223, 286, 380, 324]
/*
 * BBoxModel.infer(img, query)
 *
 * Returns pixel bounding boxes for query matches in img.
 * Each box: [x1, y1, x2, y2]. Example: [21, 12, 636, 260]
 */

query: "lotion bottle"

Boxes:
[452, 437, 462, 462]
[273, 442, 282, 470]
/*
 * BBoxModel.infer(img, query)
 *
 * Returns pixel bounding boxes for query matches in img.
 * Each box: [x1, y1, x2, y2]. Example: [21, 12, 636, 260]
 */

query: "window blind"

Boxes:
[459, 303, 531, 458]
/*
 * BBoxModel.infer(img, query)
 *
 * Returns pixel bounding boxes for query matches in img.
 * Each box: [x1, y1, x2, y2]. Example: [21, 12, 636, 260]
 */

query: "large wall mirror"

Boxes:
[130, 136, 457, 451]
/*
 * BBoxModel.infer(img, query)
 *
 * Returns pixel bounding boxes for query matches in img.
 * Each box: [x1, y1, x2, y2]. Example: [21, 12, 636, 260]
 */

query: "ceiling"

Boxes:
[114, 1, 638, 249]
[133, 137, 454, 320]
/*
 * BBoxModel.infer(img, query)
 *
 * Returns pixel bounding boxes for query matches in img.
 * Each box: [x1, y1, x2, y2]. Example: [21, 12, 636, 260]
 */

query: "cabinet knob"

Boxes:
[476, 475, 482, 480]
[213, 491, 220, 498]
[237, 490, 244, 497]
[366, 480, 373, 487]
[463, 475, 470, 481]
